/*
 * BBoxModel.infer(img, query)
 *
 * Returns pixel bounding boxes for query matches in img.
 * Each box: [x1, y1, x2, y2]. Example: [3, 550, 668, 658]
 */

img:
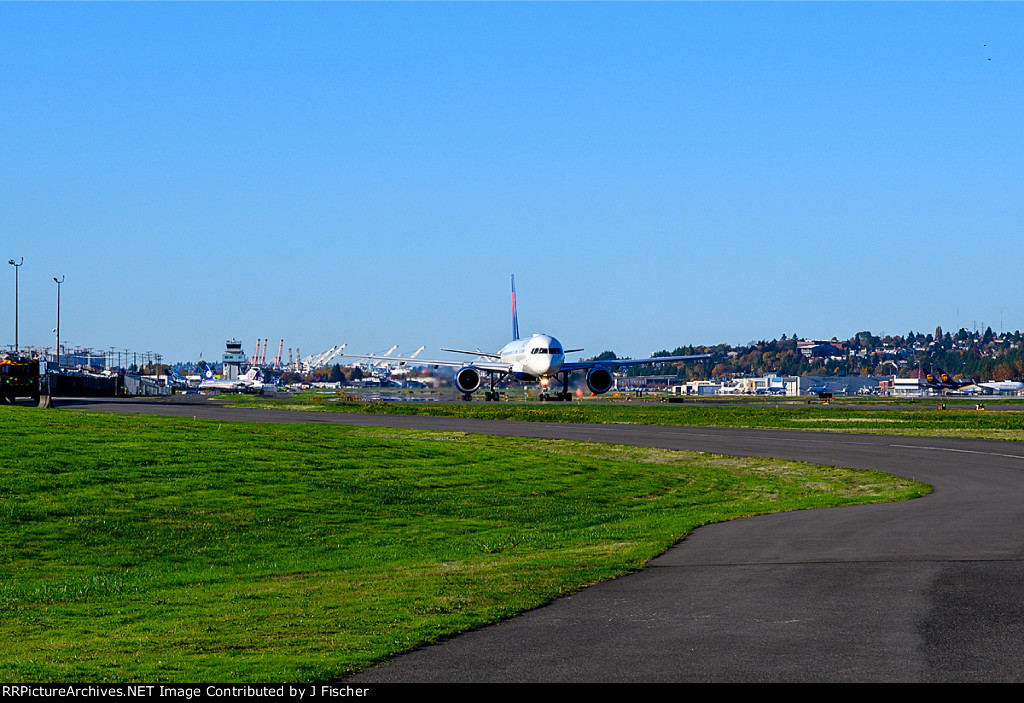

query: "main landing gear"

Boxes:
[481, 373, 502, 401]
[459, 373, 505, 401]
[463, 372, 576, 402]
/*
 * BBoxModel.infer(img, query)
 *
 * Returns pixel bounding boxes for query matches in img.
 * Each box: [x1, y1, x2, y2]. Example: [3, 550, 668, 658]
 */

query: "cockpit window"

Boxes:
[531, 347, 563, 355]
[549, 347, 562, 355]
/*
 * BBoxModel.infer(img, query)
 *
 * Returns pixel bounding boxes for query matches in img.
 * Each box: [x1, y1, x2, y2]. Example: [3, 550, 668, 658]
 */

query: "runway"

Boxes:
[62, 397, 1024, 681]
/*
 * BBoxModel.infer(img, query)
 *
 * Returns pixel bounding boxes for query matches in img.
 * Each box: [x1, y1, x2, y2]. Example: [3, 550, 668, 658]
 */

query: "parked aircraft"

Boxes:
[715, 383, 744, 395]
[919, 367, 1024, 395]
[199, 367, 264, 393]
[165, 370, 193, 390]
[807, 382, 846, 400]
[343, 275, 710, 401]
[807, 384, 831, 400]
[968, 379, 1024, 395]
[924, 368, 976, 393]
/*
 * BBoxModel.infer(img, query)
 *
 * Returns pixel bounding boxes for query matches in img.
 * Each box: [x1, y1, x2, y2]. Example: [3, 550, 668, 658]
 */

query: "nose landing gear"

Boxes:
[539, 372, 573, 401]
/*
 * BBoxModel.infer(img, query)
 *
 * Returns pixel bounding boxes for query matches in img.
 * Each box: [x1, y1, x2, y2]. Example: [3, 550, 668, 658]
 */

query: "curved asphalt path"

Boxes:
[60, 397, 1024, 681]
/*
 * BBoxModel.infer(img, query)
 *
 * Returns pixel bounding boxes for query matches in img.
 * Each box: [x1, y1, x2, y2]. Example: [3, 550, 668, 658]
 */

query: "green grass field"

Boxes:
[0, 406, 926, 682]
[229, 391, 1024, 441]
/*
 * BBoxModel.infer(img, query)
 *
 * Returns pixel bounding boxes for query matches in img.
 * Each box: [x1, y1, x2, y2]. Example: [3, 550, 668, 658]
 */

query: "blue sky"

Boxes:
[3, 2, 1022, 364]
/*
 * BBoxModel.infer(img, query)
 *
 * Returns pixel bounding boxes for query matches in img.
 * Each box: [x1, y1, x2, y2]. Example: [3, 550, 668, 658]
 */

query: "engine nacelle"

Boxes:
[455, 366, 483, 394]
[586, 366, 614, 395]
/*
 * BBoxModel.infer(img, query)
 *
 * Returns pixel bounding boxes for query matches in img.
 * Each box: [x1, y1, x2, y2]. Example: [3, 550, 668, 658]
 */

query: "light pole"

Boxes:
[53, 276, 64, 368]
[8, 258, 22, 355]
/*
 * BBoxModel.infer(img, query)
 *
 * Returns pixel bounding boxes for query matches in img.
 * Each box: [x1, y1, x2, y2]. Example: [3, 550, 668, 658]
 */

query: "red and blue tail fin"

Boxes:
[511, 274, 520, 341]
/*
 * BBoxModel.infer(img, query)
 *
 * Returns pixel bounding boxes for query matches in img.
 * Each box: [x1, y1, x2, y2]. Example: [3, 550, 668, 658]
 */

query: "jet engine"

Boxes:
[586, 366, 614, 395]
[455, 366, 483, 394]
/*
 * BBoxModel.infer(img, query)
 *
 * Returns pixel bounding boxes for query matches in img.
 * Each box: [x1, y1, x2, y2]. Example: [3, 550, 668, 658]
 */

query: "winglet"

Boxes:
[511, 274, 520, 341]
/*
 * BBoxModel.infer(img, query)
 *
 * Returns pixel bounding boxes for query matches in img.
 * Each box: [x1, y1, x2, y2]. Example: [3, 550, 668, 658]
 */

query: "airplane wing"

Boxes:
[560, 353, 710, 372]
[439, 348, 502, 359]
[339, 350, 709, 375]
[339, 353, 513, 374]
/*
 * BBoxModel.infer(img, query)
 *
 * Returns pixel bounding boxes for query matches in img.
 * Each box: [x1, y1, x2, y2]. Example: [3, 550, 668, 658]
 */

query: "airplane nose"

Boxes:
[532, 357, 553, 375]
[541, 355, 561, 375]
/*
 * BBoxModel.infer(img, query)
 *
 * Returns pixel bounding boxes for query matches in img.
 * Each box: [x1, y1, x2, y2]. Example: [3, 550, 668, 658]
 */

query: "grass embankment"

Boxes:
[228, 392, 1024, 441]
[0, 407, 926, 682]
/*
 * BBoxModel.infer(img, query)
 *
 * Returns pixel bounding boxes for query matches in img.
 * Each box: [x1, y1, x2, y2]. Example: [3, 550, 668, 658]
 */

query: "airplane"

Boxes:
[923, 369, 944, 389]
[927, 367, 1024, 395]
[165, 369, 194, 390]
[965, 379, 1024, 395]
[923, 368, 976, 393]
[342, 275, 711, 401]
[198, 367, 265, 393]
[807, 384, 832, 400]
[806, 381, 846, 400]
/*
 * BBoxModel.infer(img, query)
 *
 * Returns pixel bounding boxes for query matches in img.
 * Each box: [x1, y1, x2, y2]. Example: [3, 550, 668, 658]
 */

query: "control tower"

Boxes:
[222, 339, 246, 380]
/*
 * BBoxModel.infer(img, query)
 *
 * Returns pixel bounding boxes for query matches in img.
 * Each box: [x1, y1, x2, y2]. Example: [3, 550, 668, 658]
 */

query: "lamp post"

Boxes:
[8, 258, 22, 355]
[53, 276, 64, 368]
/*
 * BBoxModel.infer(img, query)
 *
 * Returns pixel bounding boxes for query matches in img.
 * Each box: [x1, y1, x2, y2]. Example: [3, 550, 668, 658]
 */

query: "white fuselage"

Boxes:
[977, 380, 1024, 394]
[498, 333, 565, 380]
[199, 368, 263, 392]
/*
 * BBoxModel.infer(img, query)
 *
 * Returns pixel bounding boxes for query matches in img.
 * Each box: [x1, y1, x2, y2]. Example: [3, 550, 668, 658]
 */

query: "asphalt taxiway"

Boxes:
[60, 396, 1024, 681]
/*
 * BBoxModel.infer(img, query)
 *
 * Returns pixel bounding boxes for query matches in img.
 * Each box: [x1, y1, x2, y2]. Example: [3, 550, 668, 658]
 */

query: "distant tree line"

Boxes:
[604, 327, 1024, 382]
